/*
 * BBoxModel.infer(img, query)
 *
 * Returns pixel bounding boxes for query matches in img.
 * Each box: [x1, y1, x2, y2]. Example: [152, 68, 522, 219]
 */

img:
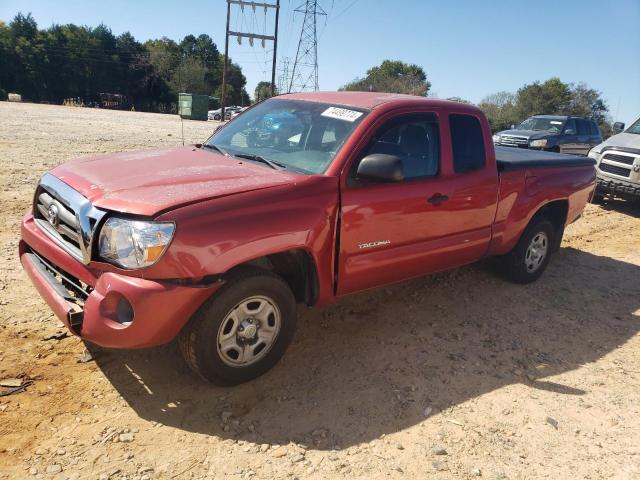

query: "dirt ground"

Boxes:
[1, 102, 639, 480]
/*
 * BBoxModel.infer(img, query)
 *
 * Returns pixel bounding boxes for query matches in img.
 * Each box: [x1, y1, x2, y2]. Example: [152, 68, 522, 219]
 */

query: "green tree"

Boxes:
[0, 12, 251, 113]
[478, 91, 518, 133]
[341, 59, 431, 96]
[254, 81, 274, 102]
[0, 21, 14, 98]
[514, 77, 572, 119]
[9, 13, 45, 100]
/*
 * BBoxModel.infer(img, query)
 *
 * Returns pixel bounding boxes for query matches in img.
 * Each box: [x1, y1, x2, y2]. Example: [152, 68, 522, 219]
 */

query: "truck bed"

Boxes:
[495, 146, 595, 171]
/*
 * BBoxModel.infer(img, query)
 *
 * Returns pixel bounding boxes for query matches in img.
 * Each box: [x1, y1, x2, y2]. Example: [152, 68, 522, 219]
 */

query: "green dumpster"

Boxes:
[178, 93, 209, 121]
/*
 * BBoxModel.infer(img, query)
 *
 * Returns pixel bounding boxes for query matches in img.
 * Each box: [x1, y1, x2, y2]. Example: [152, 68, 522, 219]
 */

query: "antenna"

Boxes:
[289, 0, 326, 92]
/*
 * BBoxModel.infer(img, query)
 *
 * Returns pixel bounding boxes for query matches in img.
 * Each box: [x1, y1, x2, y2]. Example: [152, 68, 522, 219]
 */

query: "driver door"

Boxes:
[337, 111, 497, 295]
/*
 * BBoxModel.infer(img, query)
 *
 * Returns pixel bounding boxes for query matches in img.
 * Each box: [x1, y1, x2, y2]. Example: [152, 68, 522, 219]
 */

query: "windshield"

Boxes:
[205, 98, 368, 174]
[626, 117, 640, 135]
[517, 117, 565, 133]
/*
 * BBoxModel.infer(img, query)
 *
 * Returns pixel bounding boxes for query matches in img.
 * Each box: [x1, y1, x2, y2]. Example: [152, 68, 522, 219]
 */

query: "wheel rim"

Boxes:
[216, 295, 281, 367]
[525, 231, 548, 273]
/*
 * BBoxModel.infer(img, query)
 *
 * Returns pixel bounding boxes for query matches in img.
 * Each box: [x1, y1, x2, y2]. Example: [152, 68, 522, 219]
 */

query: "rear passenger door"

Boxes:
[560, 119, 579, 154]
[337, 111, 498, 295]
[588, 120, 603, 151]
[575, 119, 592, 155]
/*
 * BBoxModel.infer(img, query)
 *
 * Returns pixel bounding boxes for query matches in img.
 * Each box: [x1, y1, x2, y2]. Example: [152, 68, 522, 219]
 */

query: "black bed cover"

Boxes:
[496, 146, 595, 171]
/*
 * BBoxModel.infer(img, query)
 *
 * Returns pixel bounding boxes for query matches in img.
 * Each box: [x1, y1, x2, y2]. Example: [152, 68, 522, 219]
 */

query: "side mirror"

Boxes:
[613, 122, 625, 134]
[356, 154, 404, 182]
[565, 128, 576, 135]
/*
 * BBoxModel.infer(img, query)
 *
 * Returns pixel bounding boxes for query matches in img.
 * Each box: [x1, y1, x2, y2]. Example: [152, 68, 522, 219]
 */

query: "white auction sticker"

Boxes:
[550, 121, 562, 125]
[321, 107, 363, 122]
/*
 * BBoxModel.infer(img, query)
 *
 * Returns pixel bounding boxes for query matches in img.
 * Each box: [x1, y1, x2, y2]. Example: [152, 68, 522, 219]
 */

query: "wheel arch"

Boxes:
[530, 199, 569, 252]
[223, 248, 320, 306]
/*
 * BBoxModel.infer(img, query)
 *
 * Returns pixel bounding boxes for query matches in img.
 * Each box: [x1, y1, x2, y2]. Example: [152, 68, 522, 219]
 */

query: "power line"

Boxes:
[221, 0, 280, 114]
[333, 0, 359, 20]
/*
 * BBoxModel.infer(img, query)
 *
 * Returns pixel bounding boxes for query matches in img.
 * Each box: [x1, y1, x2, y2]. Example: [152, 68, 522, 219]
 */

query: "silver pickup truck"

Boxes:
[589, 117, 640, 202]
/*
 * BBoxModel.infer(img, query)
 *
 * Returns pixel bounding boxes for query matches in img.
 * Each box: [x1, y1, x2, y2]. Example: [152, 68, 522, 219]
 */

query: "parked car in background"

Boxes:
[208, 106, 242, 121]
[230, 106, 249, 120]
[493, 115, 602, 156]
[589, 116, 640, 202]
[19, 93, 596, 385]
[208, 108, 222, 121]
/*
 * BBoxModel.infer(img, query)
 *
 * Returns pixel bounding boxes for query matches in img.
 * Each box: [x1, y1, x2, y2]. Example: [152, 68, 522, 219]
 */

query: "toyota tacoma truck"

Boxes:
[19, 92, 596, 385]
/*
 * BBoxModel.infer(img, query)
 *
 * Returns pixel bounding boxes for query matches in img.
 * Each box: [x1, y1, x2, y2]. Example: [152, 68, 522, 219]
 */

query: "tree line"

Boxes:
[0, 16, 614, 134]
[341, 60, 613, 137]
[0, 13, 250, 112]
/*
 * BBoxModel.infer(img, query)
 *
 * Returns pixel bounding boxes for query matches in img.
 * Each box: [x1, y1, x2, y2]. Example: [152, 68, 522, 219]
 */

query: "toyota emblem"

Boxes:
[47, 204, 60, 227]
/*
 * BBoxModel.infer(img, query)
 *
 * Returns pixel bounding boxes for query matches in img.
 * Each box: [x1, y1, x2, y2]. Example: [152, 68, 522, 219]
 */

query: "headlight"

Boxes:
[588, 149, 601, 163]
[98, 217, 175, 269]
[492, 134, 501, 143]
[530, 139, 547, 148]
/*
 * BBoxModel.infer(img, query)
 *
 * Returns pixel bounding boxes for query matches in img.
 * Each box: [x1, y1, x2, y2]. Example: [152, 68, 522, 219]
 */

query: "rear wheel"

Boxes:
[214, 113, 222, 121]
[179, 267, 296, 385]
[498, 217, 555, 284]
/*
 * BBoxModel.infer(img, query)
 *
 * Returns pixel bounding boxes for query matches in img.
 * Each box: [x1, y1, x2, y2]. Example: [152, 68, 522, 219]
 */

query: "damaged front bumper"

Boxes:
[20, 213, 220, 349]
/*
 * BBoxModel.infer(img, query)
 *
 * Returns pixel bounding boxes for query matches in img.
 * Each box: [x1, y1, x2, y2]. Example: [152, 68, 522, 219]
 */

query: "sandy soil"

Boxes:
[0, 102, 639, 480]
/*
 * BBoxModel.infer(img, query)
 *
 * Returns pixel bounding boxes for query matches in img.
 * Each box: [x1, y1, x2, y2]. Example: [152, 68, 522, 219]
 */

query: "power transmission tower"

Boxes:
[289, 0, 326, 92]
[221, 0, 280, 118]
[277, 56, 290, 94]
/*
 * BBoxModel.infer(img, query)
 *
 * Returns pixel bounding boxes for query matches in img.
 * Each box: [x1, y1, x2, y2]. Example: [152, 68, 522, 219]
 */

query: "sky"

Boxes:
[1, 0, 639, 125]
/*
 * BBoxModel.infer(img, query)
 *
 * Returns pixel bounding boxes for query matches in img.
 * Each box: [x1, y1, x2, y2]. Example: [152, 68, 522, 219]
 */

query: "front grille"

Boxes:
[34, 188, 82, 257]
[599, 162, 631, 178]
[602, 153, 636, 166]
[32, 174, 106, 264]
[499, 135, 529, 148]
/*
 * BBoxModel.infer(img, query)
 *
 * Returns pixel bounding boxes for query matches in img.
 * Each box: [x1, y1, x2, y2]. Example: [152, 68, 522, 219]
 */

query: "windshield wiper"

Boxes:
[233, 153, 287, 170]
[202, 143, 230, 156]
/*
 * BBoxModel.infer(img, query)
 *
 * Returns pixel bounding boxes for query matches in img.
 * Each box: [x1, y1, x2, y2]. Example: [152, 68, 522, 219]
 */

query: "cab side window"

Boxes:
[449, 114, 486, 173]
[357, 113, 440, 180]
[563, 119, 577, 135]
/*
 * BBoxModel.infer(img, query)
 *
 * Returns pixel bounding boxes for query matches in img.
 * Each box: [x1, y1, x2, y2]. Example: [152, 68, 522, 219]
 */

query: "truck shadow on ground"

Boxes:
[91, 247, 640, 449]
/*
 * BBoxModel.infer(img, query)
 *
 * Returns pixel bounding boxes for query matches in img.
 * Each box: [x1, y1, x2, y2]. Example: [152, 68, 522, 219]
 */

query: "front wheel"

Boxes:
[497, 218, 555, 284]
[179, 268, 297, 385]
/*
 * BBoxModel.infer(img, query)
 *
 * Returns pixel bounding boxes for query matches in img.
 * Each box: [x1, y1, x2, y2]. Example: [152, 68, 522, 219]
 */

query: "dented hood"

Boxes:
[51, 147, 299, 216]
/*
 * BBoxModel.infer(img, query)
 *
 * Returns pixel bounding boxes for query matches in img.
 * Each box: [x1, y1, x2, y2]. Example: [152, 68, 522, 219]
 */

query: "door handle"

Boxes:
[427, 193, 449, 205]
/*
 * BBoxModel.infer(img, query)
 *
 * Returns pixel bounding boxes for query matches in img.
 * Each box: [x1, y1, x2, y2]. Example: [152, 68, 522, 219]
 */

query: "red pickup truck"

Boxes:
[20, 92, 596, 385]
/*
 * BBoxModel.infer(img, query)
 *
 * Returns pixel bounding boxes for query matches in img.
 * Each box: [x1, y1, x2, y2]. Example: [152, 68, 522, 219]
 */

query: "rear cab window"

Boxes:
[449, 114, 486, 173]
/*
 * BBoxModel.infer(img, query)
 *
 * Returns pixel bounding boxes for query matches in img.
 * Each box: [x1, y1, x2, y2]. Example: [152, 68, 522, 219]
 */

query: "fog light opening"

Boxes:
[116, 297, 134, 325]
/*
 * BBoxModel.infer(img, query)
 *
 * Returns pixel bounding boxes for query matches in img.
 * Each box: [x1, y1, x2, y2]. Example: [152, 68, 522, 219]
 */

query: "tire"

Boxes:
[497, 217, 555, 284]
[178, 267, 297, 385]
[214, 114, 221, 121]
